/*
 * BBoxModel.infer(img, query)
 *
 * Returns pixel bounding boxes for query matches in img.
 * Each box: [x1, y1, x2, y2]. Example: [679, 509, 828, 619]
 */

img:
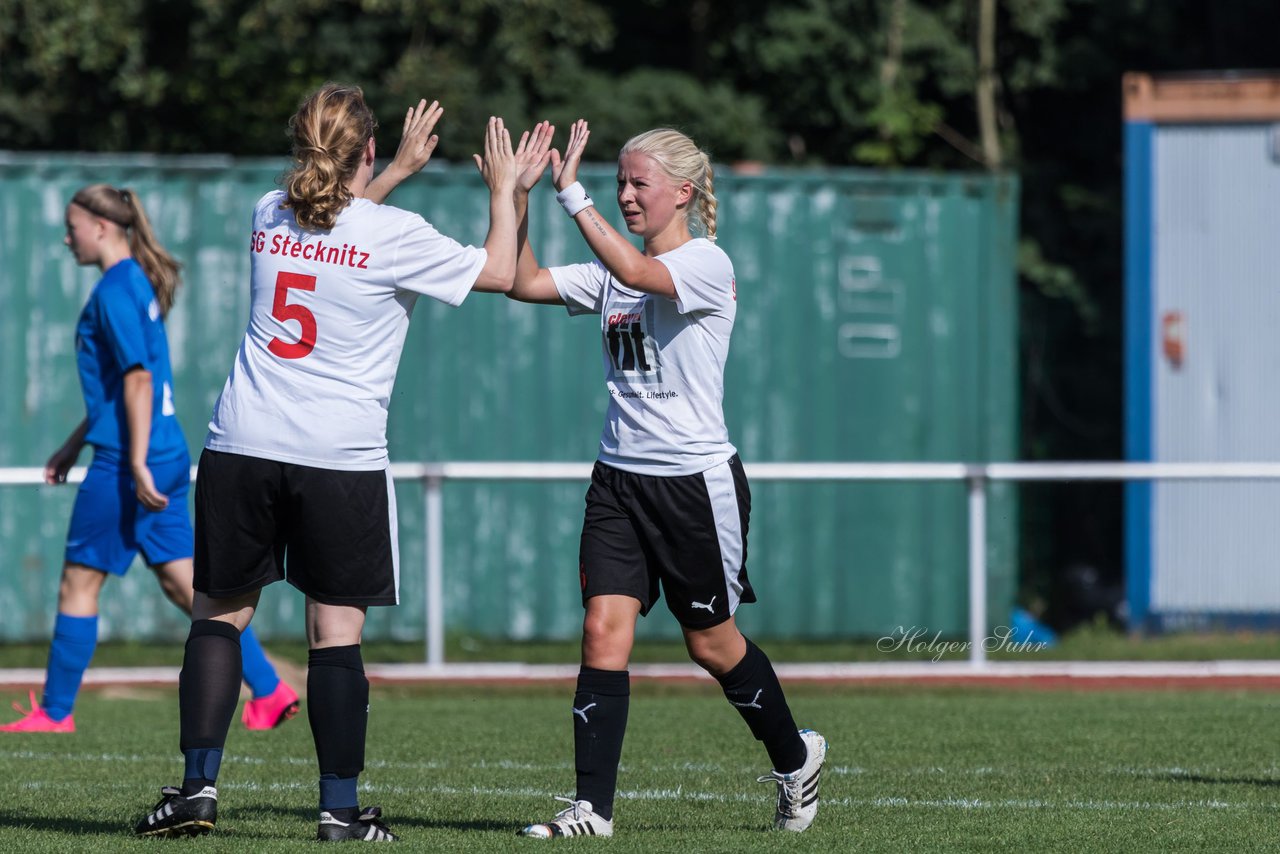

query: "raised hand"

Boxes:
[550, 119, 590, 191]
[362, 98, 444, 203]
[388, 99, 444, 177]
[473, 116, 517, 194]
[514, 121, 555, 194]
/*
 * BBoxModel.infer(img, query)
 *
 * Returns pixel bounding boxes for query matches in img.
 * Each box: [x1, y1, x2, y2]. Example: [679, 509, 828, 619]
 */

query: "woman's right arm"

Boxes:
[45, 418, 88, 485]
[470, 117, 519, 293]
[509, 121, 564, 305]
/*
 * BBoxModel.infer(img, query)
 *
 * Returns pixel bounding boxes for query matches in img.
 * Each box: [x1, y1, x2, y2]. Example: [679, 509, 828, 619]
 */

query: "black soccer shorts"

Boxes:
[578, 454, 756, 629]
[193, 448, 399, 606]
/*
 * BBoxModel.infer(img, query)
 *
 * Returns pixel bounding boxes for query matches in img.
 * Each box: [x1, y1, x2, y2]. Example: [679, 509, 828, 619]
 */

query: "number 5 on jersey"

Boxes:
[268, 271, 317, 359]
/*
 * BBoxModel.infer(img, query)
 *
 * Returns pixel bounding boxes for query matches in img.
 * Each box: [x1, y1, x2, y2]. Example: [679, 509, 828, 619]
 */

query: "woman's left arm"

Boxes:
[552, 121, 676, 299]
[570, 207, 676, 299]
[122, 367, 169, 511]
[364, 99, 444, 205]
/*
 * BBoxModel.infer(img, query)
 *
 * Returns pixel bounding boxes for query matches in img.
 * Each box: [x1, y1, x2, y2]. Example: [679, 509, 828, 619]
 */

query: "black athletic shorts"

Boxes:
[193, 448, 399, 606]
[579, 454, 756, 629]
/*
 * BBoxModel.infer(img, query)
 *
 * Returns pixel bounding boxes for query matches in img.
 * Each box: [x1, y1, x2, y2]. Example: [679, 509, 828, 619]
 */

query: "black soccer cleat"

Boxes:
[134, 785, 218, 837]
[317, 806, 400, 842]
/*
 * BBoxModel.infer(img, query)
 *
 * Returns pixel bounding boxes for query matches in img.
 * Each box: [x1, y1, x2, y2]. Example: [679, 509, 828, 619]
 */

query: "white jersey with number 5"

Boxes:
[551, 237, 738, 476]
[206, 190, 486, 470]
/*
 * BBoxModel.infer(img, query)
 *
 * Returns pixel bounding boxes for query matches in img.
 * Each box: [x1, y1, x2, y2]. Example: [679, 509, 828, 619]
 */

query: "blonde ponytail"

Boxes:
[282, 83, 378, 231]
[699, 168, 718, 242]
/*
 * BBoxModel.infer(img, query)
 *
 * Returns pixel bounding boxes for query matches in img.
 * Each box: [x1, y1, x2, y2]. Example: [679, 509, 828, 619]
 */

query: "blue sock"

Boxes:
[42, 613, 98, 721]
[239, 626, 280, 698]
[319, 773, 359, 816]
[182, 747, 223, 795]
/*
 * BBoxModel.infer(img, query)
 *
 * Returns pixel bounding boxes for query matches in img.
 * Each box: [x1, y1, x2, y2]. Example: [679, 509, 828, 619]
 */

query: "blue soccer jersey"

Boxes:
[75, 258, 187, 463]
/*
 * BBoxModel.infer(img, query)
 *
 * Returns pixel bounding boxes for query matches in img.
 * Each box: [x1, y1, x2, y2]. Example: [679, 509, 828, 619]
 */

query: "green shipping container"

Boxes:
[0, 152, 1019, 646]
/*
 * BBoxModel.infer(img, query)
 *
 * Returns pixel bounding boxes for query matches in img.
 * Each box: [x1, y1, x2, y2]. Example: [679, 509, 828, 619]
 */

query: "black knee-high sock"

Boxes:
[308, 645, 368, 818]
[715, 638, 807, 773]
[179, 619, 243, 795]
[573, 667, 629, 821]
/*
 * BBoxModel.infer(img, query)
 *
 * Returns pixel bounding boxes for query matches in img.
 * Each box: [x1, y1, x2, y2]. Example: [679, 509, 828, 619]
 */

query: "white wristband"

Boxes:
[555, 181, 593, 217]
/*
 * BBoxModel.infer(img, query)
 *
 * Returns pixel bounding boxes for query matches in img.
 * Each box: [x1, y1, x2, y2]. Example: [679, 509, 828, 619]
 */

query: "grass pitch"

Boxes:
[2, 682, 1279, 852]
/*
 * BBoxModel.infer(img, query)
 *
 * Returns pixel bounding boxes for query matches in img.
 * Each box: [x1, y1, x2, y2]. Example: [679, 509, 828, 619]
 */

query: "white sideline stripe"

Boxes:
[13, 777, 1273, 813]
[240, 783, 1269, 814]
[8, 659, 1280, 687]
[4, 749, 1276, 786]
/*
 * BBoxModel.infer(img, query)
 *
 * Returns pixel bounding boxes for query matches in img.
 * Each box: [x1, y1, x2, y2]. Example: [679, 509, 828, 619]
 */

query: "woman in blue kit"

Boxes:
[1, 184, 298, 734]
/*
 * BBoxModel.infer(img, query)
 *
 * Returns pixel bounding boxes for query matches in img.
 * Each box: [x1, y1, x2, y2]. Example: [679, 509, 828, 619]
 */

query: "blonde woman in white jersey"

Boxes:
[134, 83, 540, 842]
[508, 121, 827, 839]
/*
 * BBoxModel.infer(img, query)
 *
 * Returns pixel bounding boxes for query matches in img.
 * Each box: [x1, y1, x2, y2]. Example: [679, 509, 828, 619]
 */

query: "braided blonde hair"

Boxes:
[620, 128, 718, 241]
[70, 184, 182, 316]
[282, 82, 377, 231]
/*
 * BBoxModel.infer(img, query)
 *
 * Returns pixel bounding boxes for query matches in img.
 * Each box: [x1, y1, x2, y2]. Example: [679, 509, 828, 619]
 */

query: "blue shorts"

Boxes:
[65, 451, 194, 575]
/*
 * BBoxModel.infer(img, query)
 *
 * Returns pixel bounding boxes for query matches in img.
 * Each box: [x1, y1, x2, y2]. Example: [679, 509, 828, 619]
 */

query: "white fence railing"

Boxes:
[9, 461, 1280, 669]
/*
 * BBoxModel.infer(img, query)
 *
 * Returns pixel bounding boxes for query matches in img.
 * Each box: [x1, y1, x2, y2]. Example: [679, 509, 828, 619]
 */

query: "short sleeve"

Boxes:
[392, 214, 486, 307]
[550, 261, 609, 316]
[97, 285, 151, 373]
[255, 191, 280, 224]
[659, 241, 736, 315]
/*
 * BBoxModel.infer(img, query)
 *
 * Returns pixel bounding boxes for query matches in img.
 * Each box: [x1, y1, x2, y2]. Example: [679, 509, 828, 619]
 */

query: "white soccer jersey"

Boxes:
[551, 238, 738, 476]
[205, 190, 486, 470]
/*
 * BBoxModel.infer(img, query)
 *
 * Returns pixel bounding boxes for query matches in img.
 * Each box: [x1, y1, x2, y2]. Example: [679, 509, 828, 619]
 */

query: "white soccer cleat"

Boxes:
[758, 728, 828, 832]
[519, 797, 614, 838]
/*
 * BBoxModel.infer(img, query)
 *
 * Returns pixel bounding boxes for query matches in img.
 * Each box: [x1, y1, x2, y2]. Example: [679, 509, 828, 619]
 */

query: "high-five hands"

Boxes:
[474, 116, 517, 193]
[551, 119, 590, 191]
[514, 121, 555, 194]
[388, 99, 443, 177]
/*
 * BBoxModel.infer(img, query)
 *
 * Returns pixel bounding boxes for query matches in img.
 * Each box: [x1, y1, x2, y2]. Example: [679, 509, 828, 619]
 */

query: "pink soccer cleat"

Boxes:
[241, 680, 300, 730]
[0, 691, 75, 733]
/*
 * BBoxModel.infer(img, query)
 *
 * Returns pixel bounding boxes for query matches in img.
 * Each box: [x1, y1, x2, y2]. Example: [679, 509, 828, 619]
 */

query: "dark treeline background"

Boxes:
[3, 0, 1277, 631]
